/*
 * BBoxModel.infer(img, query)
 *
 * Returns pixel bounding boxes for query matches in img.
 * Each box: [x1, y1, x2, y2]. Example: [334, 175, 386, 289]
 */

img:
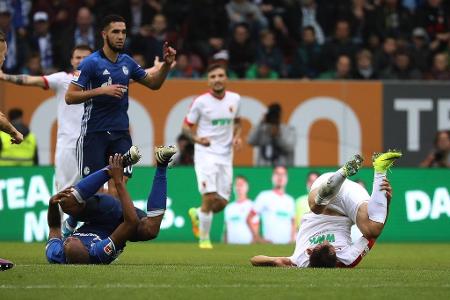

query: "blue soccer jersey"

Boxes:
[71, 50, 147, 133]
[45, 234, 124, 265]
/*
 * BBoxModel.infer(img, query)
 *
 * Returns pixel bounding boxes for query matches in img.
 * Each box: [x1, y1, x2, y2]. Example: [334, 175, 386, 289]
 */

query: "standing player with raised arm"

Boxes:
[184, 63, 242, 249]
[0, 45, 93, 191]
[0, 29, 23, 271]
[65, 14, 176, 191]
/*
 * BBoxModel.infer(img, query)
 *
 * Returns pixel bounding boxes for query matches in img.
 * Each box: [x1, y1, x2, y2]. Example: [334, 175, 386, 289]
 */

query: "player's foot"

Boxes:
[188, 207, 200, 238]
[372, 150, 402, 173]
[199, 239, 213, 249]
[0, 258, 14, 271]
[122, 145, 141, 167]
[342, 154, 364, 177]
[155, 145, 177, 166]
[62, 219, 76, 239]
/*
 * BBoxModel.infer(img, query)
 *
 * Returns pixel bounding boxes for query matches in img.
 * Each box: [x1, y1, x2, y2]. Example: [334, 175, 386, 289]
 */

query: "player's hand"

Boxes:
[101, 84, 127, 98]
[380, 178, 392, 202]
[153, 56, 176, 71]
[109, 153, 124, 183]
[163, 42, 176, 65]
[195, 137, 210, 147]
[49, 188, 73, 205]
[10, 130, 23, 144]
[233, 136, 242, 150]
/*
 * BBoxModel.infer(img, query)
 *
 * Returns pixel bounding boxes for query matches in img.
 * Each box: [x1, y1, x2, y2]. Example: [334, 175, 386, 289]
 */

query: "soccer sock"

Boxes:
[198, 209, 213, 241]
[368, 172, 388, 224]
[72, 167, 110, 203]
[147, 166, 167, 217]
[314, 170, 346, 206]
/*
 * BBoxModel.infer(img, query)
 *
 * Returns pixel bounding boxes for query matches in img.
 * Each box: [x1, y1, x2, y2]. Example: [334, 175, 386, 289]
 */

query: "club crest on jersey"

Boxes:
[83, 166, 90, 176]
[73, 71, 81, 81]
[103, 241, 114, 255]
[122, 66, 129, 75]
[229, 106, 234, 113]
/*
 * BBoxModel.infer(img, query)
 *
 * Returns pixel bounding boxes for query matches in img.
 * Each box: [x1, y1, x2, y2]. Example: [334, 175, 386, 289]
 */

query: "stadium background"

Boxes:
[0, 1, 448, 241]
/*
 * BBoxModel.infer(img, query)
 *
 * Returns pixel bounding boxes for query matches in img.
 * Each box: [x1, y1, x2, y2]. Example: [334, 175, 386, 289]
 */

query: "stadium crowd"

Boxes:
[1, 0, 450, 80]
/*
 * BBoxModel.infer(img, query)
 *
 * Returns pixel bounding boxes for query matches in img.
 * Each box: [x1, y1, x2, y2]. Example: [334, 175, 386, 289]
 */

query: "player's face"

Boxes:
[207, 68, 227, 94]
[71, 49, 92, 70]
[103, 22, 126, 53]
[63, 236, 89, 264]
[272, 166, 288, 189]
[234, 178, 248, 198]
[0, 41, 7, 68]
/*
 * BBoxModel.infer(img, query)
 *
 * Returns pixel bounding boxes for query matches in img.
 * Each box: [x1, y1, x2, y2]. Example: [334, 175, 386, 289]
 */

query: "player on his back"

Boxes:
[250, 150, 402, 268]
[183, 63, 242, 249]
[45, 145, 177, 264]
[65, 14, 176, 190]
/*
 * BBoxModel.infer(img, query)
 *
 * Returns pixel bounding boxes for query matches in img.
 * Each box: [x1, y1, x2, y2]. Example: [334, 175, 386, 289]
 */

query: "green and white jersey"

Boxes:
[224, 199, 254, 244]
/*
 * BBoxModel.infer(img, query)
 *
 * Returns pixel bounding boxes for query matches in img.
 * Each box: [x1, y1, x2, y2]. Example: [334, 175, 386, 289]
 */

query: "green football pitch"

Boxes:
[0, 242, 449, 299]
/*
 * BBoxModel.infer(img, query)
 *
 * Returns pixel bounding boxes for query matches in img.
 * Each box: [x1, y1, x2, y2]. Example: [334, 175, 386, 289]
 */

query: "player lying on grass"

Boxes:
[250, 150, 402, 268]
[45, 145, 177, 264]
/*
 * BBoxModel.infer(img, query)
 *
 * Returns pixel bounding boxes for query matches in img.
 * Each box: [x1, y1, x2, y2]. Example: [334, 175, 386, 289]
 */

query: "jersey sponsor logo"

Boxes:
[73, 71, 81, 81]
[309, 233, 335, 245]
[211, 118, 232, 126]
[275, 210, 290, 218]
[101, 77, 113, 87]
[103, 69, 110, 75]
[122, 66, 129, 75]
[103, 241, 114, 256]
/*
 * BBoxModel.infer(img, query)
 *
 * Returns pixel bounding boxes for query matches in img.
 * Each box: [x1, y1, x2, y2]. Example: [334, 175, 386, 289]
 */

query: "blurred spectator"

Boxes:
[255, 29, 284, 75]
[372, 0, 412, 38]
[0, 108, 38, 166]
[290, 25, 322, 78]
[294, 171, 319, 229]
[319, 54, 353, 79]
[373, 36, 397, 71]
[345, 0, 376, 45]
[245, 61, 279, 79]
[382, 50, 422, 79]
[31, 0, 74, 35]
[131, 52, 147, 68]
[416, 0, 450, 53]
[228, 23, 256, 78]
[300, 0, 325, 45]
[122, 0, 157, 37]
[171, 133, 194, 166]
[225, 0, 268, 35]
[410, 27, 431, 72]
[224, 176, 257, 244]
[73, 7, 97, 50]
[424, 52, 450, 80]
[183, 0, 229, 66]
[168, 53, 200, 78]
[21, 52, 43, 75]
[210, 50, 238, 79]
[28, 11, 59, 74]
[246, 165, 296, 244]
[420, 130, 450, 168]
[247, 103, 296, 166]
[320, 19, 357, 71]
[0, 3, 27, 73]
[353, 48, 379, 79]
[130, 13, 178, 68]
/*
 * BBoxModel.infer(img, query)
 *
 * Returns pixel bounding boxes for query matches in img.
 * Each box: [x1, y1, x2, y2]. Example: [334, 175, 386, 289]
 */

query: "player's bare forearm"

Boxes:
[66, 84, 101, 104]
[182, 123, 197, 143]
[138, 62, 170, 90]
[250, 256, 294, 267]
[1, 73, 46, 88]
[233, 118, 242, 139]
[47, 201, 62, 239]
[0, 113, 16, 135]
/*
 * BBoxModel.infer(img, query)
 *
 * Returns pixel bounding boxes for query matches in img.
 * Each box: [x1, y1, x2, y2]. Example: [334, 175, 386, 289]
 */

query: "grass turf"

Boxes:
[0, 242, 449, 299]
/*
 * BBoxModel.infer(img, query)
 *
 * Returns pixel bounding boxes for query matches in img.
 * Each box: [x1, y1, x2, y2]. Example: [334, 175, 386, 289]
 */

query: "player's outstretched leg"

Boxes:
[188, 207, 200, 238]
[368, 150, 402, 224]
[315, 154, 363, 206]
[147, 145, 177, 217]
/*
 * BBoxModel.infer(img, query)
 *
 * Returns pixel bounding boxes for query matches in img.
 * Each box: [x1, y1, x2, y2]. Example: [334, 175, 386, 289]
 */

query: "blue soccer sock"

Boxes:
[147, 166, 167, 217]
[72, 167, 110, 203]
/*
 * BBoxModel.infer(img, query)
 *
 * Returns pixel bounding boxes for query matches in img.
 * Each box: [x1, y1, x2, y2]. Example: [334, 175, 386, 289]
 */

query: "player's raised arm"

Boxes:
[108, 154, 139, 248]
[47, 188, 72, 239]
[137, 42, 176, 90]
[0, 111, 23, 144]
[0, 71, 47, 88]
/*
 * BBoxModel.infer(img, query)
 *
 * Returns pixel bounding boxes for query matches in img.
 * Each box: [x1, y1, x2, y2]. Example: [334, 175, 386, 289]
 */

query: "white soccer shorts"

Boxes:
[55, 147, 81, 191]
[194, 157, 232, 200]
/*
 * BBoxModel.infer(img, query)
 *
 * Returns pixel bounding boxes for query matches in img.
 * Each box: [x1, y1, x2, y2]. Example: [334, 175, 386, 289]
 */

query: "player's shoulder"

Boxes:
[225, 90, 240, 99]
[256, 190, 273, 199]
[194, 91, 212, 101]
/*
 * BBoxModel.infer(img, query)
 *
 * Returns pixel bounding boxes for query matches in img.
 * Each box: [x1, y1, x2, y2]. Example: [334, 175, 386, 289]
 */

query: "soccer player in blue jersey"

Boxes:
[45, 145, 177, 264]
[64, 14, 176, 186]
